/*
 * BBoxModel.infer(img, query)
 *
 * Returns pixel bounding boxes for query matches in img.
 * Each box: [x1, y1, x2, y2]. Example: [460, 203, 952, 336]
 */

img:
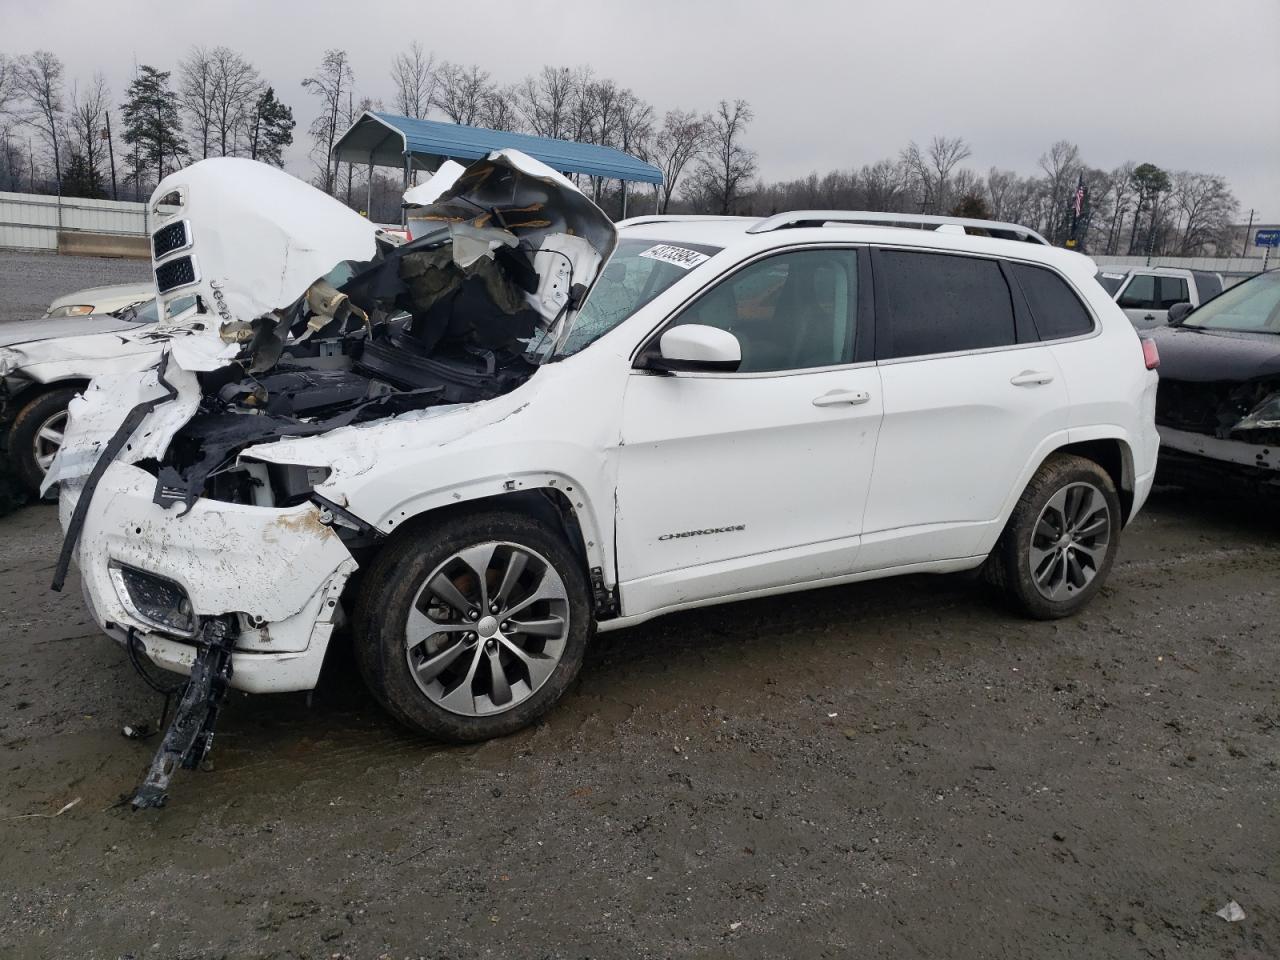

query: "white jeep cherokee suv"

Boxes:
[52, 155, 1158, 800]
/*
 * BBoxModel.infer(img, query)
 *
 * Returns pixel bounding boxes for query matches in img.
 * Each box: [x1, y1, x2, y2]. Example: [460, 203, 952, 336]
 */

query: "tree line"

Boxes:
[0, 48, 294, 202]
[0, 45, 1241, 255]
[755, 137, 1239, 256]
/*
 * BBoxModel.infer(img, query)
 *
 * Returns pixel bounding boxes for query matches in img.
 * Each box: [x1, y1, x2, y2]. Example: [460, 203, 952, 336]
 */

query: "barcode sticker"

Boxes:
[638, 244, 710, 270]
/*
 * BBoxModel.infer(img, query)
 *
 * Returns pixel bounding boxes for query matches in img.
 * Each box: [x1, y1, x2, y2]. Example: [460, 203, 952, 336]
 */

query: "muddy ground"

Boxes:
[0, 488, 1276, 959]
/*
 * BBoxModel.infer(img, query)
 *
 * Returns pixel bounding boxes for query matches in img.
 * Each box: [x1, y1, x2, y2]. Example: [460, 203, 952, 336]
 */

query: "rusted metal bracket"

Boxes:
[130, 617, 235, 810]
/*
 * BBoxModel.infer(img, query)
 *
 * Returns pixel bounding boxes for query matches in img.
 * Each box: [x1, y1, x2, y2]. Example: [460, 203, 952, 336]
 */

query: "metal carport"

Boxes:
[332, 111, 663, 220]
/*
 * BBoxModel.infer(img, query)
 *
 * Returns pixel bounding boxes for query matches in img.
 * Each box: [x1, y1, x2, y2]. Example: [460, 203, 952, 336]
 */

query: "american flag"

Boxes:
[1073, 179, 1086, 217]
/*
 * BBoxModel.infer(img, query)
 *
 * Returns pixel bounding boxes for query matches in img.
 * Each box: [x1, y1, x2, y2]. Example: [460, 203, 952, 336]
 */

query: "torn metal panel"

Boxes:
[402, 159, 466, 221]
[41, 357, 201, 494]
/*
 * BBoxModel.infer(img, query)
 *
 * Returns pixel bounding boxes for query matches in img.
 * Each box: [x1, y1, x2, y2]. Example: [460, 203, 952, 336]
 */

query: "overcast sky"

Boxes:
[5, 0, 1278, 221]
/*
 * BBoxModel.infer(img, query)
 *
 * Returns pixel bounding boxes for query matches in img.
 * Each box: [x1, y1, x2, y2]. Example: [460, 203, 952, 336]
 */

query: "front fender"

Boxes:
[243, 388, 621, 588]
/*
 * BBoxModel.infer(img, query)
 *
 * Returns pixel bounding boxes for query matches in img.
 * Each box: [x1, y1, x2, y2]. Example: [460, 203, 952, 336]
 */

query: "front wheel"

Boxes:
[8, 387, 78, 496]
[987, 453, 1122, 620]
[353, 510, 592, 742]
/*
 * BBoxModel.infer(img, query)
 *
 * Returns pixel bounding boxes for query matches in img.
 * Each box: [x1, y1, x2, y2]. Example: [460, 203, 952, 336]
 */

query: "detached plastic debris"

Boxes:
[1215, 900, 1246, 922]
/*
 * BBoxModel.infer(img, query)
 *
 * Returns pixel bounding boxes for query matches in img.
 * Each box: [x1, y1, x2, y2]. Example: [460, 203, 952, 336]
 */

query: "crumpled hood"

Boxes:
[0, 313, 143, 349]
[46, 150, 616, 502]
[1149, 324, 1280, 383]
[412, 150, 615, 262]
[151, 157, 382, 348]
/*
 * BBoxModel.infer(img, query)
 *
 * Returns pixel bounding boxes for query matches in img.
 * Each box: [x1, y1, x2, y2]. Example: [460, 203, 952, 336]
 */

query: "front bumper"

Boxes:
[1159, 426, 1280, 473]
[65, 461, 358, 693]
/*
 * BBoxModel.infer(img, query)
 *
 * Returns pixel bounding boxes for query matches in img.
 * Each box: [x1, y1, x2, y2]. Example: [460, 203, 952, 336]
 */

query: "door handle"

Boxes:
[812, 389, 871, 407]
[1010, 370, 1054, 387]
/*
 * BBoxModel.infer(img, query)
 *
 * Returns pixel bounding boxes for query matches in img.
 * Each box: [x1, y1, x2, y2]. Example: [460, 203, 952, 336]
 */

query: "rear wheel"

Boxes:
[8, 387, 78, 496]
[987, 453, 1121, 619]
[353, 510, 592, 742]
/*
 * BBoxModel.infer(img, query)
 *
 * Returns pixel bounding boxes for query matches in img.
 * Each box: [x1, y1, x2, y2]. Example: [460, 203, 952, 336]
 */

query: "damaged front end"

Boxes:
[1150, 268, 1280, 491]
[50, 151, 616, 807]
[1156, 377, 1280, 485]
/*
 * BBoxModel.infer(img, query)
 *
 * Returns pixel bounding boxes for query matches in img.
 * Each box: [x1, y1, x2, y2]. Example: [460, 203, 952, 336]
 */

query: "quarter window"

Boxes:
[1010, 263, 1094, 340]
[670, 249, 857, 372]
[875, 250, 1016, 360]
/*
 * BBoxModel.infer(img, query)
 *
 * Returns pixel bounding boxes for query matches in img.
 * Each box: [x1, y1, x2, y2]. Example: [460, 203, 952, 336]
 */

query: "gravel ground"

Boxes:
[0, 251, 150, 325]
[0, 488, 1276, 959]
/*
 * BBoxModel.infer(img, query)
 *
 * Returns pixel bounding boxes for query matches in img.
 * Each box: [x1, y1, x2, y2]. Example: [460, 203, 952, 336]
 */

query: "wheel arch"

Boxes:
[1051, 435, 1136, 524]
[3, 377, 91, 432]
[351, 475, 616, 615]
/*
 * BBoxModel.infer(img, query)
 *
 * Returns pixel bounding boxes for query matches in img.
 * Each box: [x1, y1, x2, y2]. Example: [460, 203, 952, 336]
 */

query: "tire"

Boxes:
[352, 509, 593, 742]
[986, 453, 1122, 620]
[8, 387, 78, 497]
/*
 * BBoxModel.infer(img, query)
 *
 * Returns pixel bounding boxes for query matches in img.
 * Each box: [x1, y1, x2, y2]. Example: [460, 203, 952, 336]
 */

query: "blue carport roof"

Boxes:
[333, 111, 663, 185]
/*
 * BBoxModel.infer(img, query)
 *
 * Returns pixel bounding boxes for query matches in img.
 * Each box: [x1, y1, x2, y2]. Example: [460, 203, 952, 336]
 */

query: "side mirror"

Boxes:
[640, 324, 742, 373]
[1167, 301, 1193, 325]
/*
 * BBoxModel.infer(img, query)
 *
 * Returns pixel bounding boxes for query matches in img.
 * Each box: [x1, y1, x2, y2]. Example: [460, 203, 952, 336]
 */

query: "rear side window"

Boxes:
[1157, 276, 1189, 309]
[1118, 274, 1157, 309]
[875, 250, 1015, 360]
[1010, 263, 1095, 340]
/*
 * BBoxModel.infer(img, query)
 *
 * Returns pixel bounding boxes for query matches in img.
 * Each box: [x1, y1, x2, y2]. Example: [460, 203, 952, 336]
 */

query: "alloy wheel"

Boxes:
[1028, 481, 1111, 601]
[404, 541, 570, 716]
[33, 408, 67, 474]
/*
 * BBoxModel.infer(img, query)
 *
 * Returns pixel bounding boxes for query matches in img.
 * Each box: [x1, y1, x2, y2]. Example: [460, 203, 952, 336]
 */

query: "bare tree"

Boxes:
[0, 53, 17, 118]
[689, 99, 756, 215]
[478, 85, 521, 132]
[651, 109, 706, 213]
[209, 47, 261, 156]
[516, 66, 577, 140]
[14, 51, 66, 185]
[302, 49, 353, 195]
[859, 159, 908, 211]
[984, 167, 1021, 221]
[901, 135, 971, 213]
[433, 62, 491, 126]
[928, 136, 972, 205]
[66, 73, 110, 196]
[1172, 171, 1236, 255]
[616, 90, 653, 158]
[178, 46, 216, 158]
[1037, 140, 1082, 244]
[391, 41, 436, 119]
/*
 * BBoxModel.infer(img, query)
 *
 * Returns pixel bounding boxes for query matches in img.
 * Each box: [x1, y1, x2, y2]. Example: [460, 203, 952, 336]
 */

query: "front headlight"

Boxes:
[45, 304, 94, 318]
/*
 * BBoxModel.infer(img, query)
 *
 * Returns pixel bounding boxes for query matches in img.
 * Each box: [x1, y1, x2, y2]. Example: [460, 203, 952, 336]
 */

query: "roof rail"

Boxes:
[614, 214, 752, 229]
[746, 210, 1050, 245]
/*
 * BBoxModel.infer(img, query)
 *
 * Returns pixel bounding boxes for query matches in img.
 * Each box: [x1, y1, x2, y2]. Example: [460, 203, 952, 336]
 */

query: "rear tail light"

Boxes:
[1141, 338, 1160, 370]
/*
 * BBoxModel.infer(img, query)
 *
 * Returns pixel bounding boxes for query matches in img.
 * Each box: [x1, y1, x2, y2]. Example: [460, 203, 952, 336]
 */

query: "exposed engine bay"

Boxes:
[141, 152, 614, 511]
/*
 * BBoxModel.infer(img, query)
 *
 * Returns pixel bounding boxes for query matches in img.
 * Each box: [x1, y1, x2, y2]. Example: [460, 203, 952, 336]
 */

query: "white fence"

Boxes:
[1092, 254, 1272, 277]
[0, 191, 158, 251]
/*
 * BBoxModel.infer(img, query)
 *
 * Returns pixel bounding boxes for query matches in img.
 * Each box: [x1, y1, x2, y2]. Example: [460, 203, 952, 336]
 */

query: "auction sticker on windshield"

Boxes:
[638, 244, 711, 270]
